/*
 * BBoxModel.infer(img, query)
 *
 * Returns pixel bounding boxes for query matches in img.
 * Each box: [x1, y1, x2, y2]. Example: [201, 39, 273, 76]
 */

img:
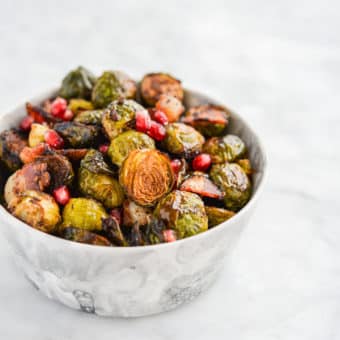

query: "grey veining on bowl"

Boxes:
[0, 88, 267, 317]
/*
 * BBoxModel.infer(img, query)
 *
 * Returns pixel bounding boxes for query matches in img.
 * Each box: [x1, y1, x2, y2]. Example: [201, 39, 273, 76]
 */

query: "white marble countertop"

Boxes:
[0, 1, 339, 339]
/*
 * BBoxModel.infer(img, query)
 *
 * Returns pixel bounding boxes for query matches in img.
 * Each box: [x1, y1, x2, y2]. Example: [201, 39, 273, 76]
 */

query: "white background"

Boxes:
[0, 1, 339, 339]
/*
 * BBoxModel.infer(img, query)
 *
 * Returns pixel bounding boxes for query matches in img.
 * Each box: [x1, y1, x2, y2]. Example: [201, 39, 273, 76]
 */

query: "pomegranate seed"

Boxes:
[135, 110, 151, 133]
[53, 186, 70, 205]
[171, 159, 182, 174]
[110, 208, 122, 225]
[147, 121, 166, 141]
[61, 109, 74, 121]
[192, 153, 212, 172]
[19, 116, 34, 132]
[44, 130, 64, 149]
[99, 144, 109, 154]
[51, 97, 67, 118]
[163, 229, 177, 243]
[153, 110, 168, 125]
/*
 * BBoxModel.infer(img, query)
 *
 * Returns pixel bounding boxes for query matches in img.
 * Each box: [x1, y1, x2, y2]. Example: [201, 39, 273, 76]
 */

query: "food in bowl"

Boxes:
[0, 67, 253, 247]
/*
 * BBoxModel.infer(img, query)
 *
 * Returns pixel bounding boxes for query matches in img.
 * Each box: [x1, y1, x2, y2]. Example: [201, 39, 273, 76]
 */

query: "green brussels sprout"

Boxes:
[122, 199, 152, 227]
[59, 66, 96, 100]
[79, 150, 124, 208]
[144, 218, 166, 245]
[102, 99, 145, 140]
[205, 206, 235, 228]
[68, 99, 94, 114]
[140, 73, 184, 106]
[154, 190, 208, 239]
[61, 227, 112, 246]
[162, 123, 205, 158]
[0, 129, 27, 172]
[74, 110, 104, 125]
[119, 149, 174, 207]
[203, 134, 246, 163]
[108, 130, 155, 167]
[210, 163, 251, 211]
[182, 104, 230, 137]
[62, 198, 108, 231]
[54, 122, 100, 148]
[92, 71, 137, 108]
[10, 190, 61, 233]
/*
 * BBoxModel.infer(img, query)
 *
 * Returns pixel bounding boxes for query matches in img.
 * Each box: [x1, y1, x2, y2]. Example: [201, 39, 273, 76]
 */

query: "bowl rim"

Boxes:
[0, 87, 268, 253]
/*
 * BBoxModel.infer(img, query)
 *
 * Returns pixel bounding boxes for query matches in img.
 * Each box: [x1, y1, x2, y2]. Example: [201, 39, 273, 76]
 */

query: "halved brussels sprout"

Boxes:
[79, 150, 124, 208]
[102, 99, 145, 140]
[61, 227, 112, 246]
[119, 149, 174, 206]
[122, 199, 152, 227]
[57, 148, 89, 162]
[59, 66, 96, 100]
[162, 123, 205, 158]
[28, 123, 50, 147]
[155, 94, 185, 123]
[74, 110, 104, 125]
[203, 134, 246, 163]
[68, 99, 94, 114]
[210, 163, 251, 211]
[205, 206, 235, 228]
[92, 71, 137, 108]
[10, 190, 60, 233]
[140, 73, 184, 106]
[154, 190, 208, 239]
[54, 122, 100, 148]
[62, 198, 108, 231]
[182, 104, 230, 137]
[0, 129, 27, 172]
[108, 130, 155, 167]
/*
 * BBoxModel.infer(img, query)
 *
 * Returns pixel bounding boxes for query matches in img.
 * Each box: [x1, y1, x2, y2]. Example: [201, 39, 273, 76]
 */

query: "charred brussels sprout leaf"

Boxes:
[62, 227, 112, 246]
[92, 71, 137, 108]
[119, 149, 174, 207]
[62, 198, 108, 231]
[79, 150, 124, 208]
[205, 206, 235, 228]
[144, 218, 166, 245]
[108, 130, 155, 167]
[122, 199, 152, 227]
[74, 110, 104, 125]
[59, 66, 96, 100]
[102, 99, 145, 140]
[10, 190, 60, 233]
[68, 99, 94, 114]
[154, 190, 208, 239]
[54, 122, 100, 148]
[0, 129, 27, 172]
[203, 134, 246, 163]
[182, 104, 230, 137]
[102, 216, 128, 246]
[210, 163, 251, 211]
[162, 123, 205, 158]
[140, 73, 184, 106]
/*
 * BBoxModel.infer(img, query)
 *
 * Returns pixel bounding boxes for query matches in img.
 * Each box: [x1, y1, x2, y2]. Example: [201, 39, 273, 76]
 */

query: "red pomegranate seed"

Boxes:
[44, 130, 64, 149]
[163, 229, 177, 243]
[192, 153, 212, 172]
[153, 110, 168, 125]
[99, 144, 109, 154]
[147, 121, 166, 141]
[171, 159, 182, 174]
[53, 186, 70, 205]
[19, 116, 34, 132]
[135, 110, 151, 133]
[51, 97, 67, 118]
[61, 109, 74, 121]
[110, 208, 122, 225]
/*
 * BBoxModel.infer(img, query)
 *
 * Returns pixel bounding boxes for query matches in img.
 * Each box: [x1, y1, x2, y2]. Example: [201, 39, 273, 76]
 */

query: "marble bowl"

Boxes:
[0, 88, 267, 317]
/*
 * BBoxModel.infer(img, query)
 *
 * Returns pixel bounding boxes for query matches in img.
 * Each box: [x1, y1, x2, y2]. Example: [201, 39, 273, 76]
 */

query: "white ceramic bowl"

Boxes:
[0, 88, 267, 317]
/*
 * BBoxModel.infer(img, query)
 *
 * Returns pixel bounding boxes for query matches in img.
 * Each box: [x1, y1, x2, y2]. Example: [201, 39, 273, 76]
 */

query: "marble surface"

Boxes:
[0, 0, 339, 339]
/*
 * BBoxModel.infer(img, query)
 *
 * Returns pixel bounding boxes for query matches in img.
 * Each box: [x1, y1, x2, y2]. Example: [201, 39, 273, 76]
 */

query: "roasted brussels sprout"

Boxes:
[102, 99, 145, 140]
[182, 104, 230, 137]
[28, 123, 50, 147]
[162, 123, 205, 158]
[54, 122, 100, 148]
[154, 190, 208, 239]
[68, 99, 94, 114]
[62, 198, 108, 231]
[57, 148, 89, 162]
[119, 149, 174, 206]
[10, 190, 60, 233]
[203, 134, 246, 163]
[92, 71, 137, 108]
[59, 66, 96, 100]
[205, 206, 235, 228]
[74, 110, 104, 125]
[140, 73, 184, 106]
[0, 129, 27, 172]
[237, 159, 252, 175]
[61, 227, 112, 246]
[210, 163, 251, 211]
[180, 173, 223, 199]
[122, 200, 152, 227]
[108, 130, 155, 167]
[102, 216, 128, 246]
[79, 150, 124, 208]
[26, 102, 61, 124]
[155, 94, 185, 123]
[144, 218, 166, 245]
